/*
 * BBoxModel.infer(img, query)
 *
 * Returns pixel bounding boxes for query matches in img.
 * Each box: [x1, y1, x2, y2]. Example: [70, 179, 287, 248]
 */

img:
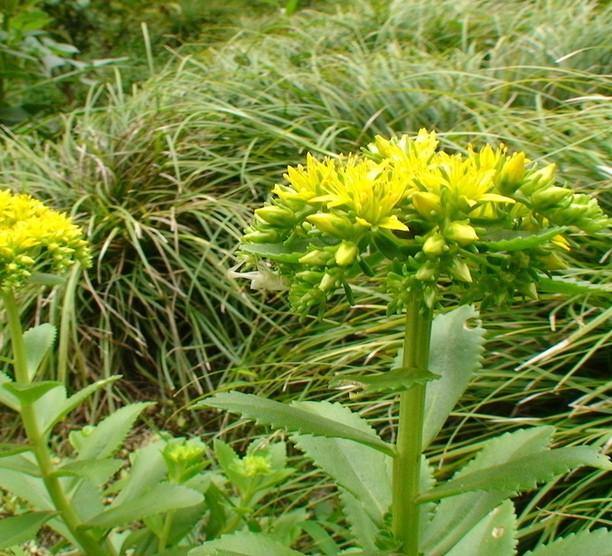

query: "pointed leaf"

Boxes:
[422, 427, 554, 556]
[53, 458, 123, 486]
[524, 528, 612, 556]
[0, 371, 19, 411]
[0, 443, 31, 457]
[422, 305, 485, 448]
[339, 490, 380, 552]
[3, 381, 63, 405]
[240, 243, 304, 263]
[0, 453, 40, 476]
[23, 324, 56, 381]
[292, 403, 391, 524]
[419, 447, 611, 503]
[85, 483, 203, 529]
[196, 393, 394, 456]
[43, 375, 122, 434]
[111, 440, 166, 507]
[332, 367, 439, 395]
[480, 227, 567, 251]
[446, 501, 517, 556]
[538, 275, 611, 297]
[0, 511, 55, 549]
[189, 531, 303, 556]
[76, 402, 154, 461]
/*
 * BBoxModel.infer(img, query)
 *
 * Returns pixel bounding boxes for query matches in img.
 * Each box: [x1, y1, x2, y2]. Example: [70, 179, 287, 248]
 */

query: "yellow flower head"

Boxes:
[240, 130, 608, 311]
[0, 190, 91, 292]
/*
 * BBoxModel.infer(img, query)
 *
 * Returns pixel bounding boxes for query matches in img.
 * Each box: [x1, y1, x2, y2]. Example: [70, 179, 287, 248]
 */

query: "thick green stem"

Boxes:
[392, 291, 433, 555]
[3, 290, 116, 556]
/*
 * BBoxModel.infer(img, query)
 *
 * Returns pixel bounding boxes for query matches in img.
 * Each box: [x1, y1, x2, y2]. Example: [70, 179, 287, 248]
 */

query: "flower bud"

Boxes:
[416, 262, 437, 281]
[445, 221, 478, 244]
[299, 249, 331, 265]
[295, 270, 323, 284]
[412, 191, 441, 218]
[319, 272, 337, 291]
[533, 163, 556, 186]
[255, 205, 295, 226]
[307, 212, 353, 237]
[449, 258, 472, 283]
[422, 233, 446, 256]
[532, 186, 572, 209]
[241, 229, 280, 243]
[499, 152, 525, 193]
[335, 241, 358, 266]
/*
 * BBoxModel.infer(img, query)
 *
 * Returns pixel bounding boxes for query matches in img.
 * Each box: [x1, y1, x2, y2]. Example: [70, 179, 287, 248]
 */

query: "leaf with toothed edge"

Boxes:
[332, 367, 440, 395]
[422, 427, 555, 556]
[195, 393, 395, 456]
[479, 226, 567, 251]
[445, 500, 517, 556]
[418, 447, 611, 503]
[523, 528, 612, 556]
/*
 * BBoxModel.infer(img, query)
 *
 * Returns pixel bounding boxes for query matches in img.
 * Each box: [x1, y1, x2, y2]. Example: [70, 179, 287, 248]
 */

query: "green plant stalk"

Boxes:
[3, 290, 116, 556]
[392, 290, 433, 555]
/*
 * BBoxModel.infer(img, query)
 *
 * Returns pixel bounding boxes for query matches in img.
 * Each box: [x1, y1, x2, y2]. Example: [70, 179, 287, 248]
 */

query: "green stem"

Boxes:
[392, 290, 433, 555]
[158, 510, 175, 552]
[3, 290, 116, 556]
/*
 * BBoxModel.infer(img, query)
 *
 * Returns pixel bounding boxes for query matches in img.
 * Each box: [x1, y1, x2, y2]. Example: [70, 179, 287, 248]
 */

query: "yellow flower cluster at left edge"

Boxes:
[0, 189, 91, 292]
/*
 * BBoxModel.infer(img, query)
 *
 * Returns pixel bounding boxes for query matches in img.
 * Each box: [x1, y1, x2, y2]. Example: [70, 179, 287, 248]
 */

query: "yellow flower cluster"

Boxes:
[0, 190, 90, 292]
[241, 130, 608, 310]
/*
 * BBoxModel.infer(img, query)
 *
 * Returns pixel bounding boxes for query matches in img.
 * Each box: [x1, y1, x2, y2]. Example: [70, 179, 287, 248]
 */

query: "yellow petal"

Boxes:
[479, 193, 516, 203]
[379, 215, 409, 231]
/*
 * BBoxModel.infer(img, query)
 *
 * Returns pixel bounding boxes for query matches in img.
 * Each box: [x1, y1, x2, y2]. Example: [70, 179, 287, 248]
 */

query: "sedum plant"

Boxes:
[195, 130, 611, 555]
[0, 190, 300, 554]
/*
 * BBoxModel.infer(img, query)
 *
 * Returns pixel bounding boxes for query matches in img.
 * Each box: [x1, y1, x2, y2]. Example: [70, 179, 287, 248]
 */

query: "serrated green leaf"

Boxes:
[43, 375, 121, 435]
[480, 227, 567, 251]
[339, 490, 379, 552]
[332, 367, 439, 395]
[0, 443, 31, 457]
[3, 381, 63, 405]
[419, 447, 611, 503]
[53, 458, 123, 486]
[422, 427, 554, 556]
[0, 468, 51, 509]
[240, 243, 304, 263]
[195, 393, 394, 456]
[189, 531, 303, 556]
[76, 402, 154, 461]
[0, 453, 40, 476]
[422, 305, 485, 448]
[85, 483, 203, 529]
[538, 275, 611, 297]
[291, 403, 391, 524]
[23, 324, 56, 381]
[446, 500, 517, 556]
[111, 440, 167, 507]
[524, 528, 612, 556]
[0, 511, 55, 549]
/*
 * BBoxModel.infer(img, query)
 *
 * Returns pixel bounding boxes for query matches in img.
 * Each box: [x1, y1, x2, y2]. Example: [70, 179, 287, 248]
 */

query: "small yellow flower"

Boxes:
[0, 190, 90, 292]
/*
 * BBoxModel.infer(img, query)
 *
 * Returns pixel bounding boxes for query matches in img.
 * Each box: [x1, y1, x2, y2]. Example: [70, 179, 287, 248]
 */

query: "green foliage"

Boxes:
[0, 511, 55, 549]
[444, 500, 517, 556]
[198, 394, 394, 455]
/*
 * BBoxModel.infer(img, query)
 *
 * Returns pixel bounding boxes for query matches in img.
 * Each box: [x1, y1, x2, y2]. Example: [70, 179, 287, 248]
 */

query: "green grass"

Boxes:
[0, 0, 610, 551]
